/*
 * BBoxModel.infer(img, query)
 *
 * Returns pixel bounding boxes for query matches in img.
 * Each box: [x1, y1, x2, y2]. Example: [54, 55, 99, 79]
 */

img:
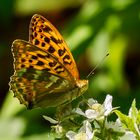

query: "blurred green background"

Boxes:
[0, 0, 140, 139]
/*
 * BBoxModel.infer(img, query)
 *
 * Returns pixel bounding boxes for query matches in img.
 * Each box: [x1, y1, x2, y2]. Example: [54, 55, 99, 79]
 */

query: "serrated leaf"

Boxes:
[129, 99, 138, 121]
[115, 111, 135, 132]
[136, 110, 140, 126]
[129, 100, 140, 138]
[115, 110, 140, 139]
[120, 131, 137, 140]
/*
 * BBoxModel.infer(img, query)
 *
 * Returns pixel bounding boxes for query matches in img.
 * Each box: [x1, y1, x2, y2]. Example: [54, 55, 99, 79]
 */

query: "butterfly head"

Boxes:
[76, 79, 88, 95]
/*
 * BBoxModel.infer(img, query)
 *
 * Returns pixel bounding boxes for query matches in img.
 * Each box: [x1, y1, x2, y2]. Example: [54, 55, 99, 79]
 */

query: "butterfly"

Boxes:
[9, 14, 88, 109]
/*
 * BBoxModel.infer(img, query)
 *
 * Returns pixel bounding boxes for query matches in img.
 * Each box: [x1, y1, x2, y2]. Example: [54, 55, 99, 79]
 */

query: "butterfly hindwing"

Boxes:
[10, 69, 75, 108]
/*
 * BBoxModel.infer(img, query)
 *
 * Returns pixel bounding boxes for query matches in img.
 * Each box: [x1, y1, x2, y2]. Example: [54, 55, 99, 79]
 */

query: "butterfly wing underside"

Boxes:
[10, 14, 88, 109]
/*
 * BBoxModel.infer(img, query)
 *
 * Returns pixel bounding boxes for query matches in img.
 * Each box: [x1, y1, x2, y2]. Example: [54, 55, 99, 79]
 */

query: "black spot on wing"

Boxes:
[36, 61, 44, 66]
[63, 54, 72, 64]
[35, 39, 39, 45]
[39, 29, 42, 32]
[54, 65, 63, 70]
[54, 65, 65, 74]
[50, 36, 58, 44]
[31, 35, 34, 40]
[58, 39, 63, 44]
[41, 42, 45, 47]
[43, 26, 52, 32]
[21, 59, 26, 62]
[48, 46, 55, 53]
[63, 54, 70, 60]
[44, 37, 50, 43]
[32, 55, 38, 60]
[37, 53, 46, 59]
[34, 32, 37, 37]
[21, 64, 25, 68]
[58, 49, 65, 56]
[49, 61, 57, 67]
[29, 60, 33, 63]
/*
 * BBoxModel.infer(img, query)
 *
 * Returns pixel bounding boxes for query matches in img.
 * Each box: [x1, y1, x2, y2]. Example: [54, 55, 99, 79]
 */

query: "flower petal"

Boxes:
[66, 131, 76, 140]
[85, 121, 94, 139]
[103, 94, 113, 116]
[43, 115, 58, 124]
[88, 98, 97, 107]
[85, 109, 99, 119]
[75, 108, 86, 117]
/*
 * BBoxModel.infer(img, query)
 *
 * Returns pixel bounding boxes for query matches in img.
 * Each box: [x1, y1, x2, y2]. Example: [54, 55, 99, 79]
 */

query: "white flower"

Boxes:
[52, 124, 63, 134]
[75, 94, 113, 120]
[43, 115, 63, 134]
[85, 109, 100, 119]
[105, 119, 124, 132]
[103, 94, 113, 116]
[66, 120, 94, 140]
[43, 115, 58, 124]
[120, 131, 136, 140]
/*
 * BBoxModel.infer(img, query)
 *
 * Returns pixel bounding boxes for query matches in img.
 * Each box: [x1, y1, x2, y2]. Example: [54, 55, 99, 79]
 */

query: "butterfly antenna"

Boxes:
[86, 53, 109, 79]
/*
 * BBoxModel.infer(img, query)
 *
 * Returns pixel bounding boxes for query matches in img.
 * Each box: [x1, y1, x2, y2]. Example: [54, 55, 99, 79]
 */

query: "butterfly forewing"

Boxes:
[12, 40, 71, 80]
[29, 14, 79, 82]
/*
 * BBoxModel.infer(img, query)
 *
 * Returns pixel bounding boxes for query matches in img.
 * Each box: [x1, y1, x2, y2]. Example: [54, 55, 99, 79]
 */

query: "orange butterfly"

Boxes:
[9, 14, 88, 109]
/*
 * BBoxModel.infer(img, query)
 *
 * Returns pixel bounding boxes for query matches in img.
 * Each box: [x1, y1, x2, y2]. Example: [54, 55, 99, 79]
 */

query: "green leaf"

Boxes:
[129, 100, 140, 138]
[129, 99, 138, 121]
[115, 111, 135, 132]
[137, 110, 140, 127]
[115, 110, 140, 139]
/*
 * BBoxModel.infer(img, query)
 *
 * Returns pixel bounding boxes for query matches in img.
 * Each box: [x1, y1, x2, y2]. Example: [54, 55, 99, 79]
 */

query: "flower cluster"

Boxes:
[43, 95, 138, 140]
[66, 94, 114, 140]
